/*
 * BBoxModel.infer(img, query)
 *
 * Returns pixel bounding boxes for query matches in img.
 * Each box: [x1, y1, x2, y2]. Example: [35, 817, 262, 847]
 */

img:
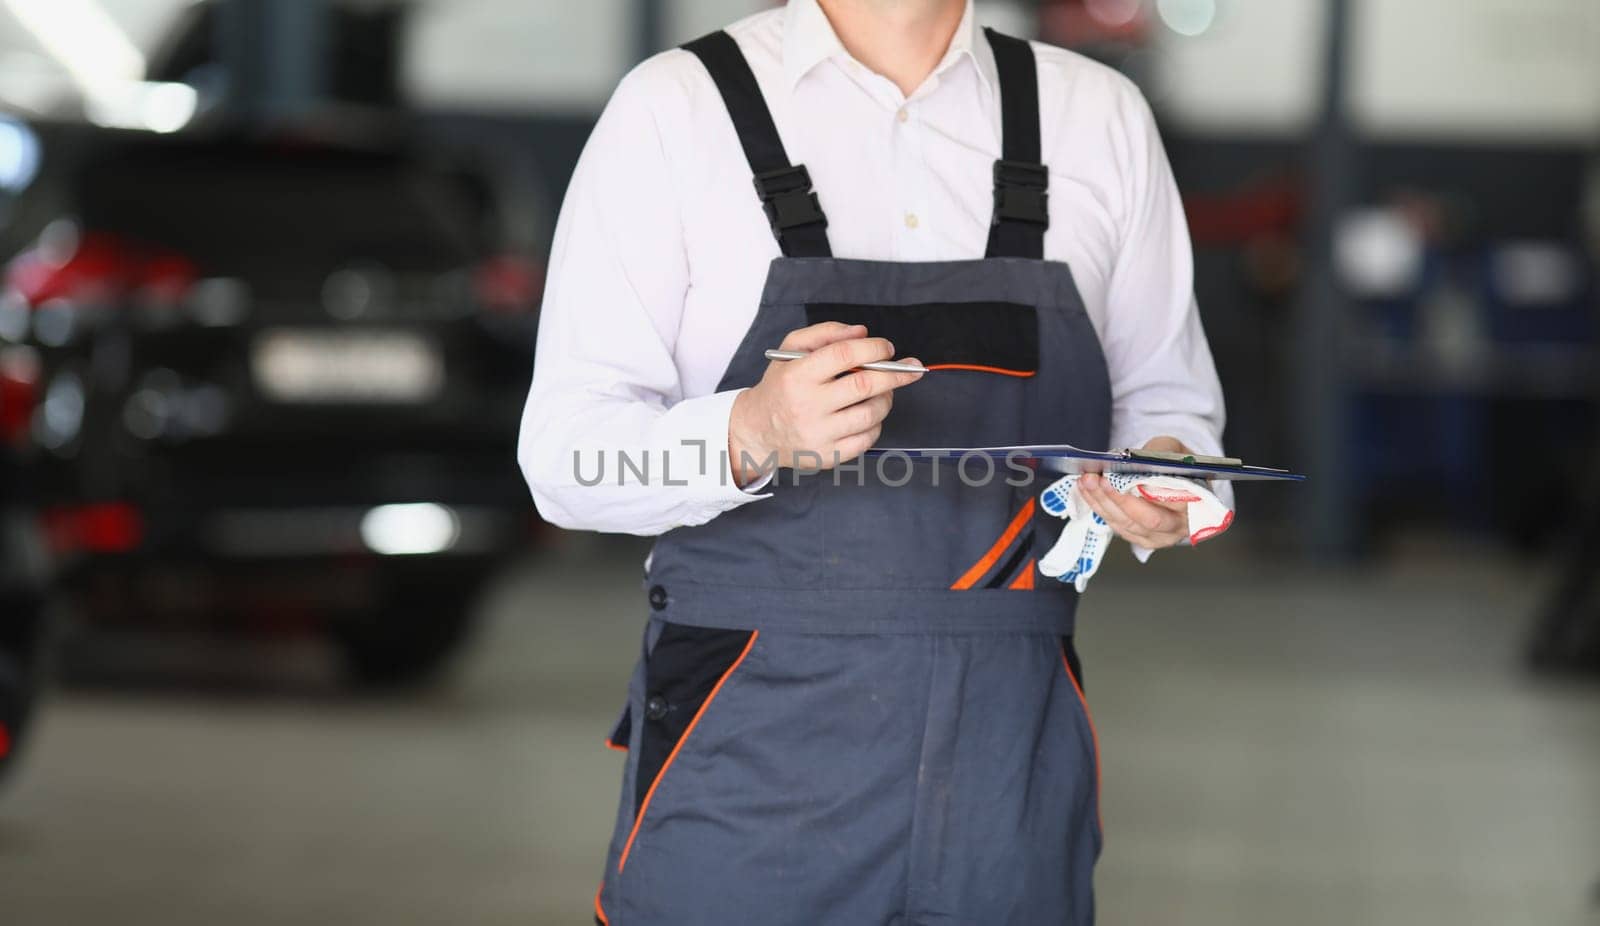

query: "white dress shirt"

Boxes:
[518, 0, 1228, 537]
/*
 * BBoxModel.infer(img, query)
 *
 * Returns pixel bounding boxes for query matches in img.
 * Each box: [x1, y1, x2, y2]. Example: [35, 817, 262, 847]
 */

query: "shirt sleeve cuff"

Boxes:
[671, 389, 771, 523]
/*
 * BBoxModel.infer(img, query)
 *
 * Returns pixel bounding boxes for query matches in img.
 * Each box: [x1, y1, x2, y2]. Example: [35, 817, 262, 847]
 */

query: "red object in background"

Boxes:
[6, 231, 134, 306]
[0, 724, 10, 760]
[0, 353, 37, 444]
[1040, 0, 1150, 47]
[474, 254, 543, 313]
[5, 230, 196, 308]
[40, 503, 144, 555]
[1184, 178, 1305, 246]
[136, 252, 200, 304]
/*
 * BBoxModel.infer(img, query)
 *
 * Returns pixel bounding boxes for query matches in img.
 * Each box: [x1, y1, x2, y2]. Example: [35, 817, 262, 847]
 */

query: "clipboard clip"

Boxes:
[1124, 448, 1245, 468]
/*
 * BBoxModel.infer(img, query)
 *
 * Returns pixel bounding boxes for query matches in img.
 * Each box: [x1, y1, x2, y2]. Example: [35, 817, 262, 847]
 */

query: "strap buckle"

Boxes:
[753, 165, 828, 236]
[992, 159, 1049, 227]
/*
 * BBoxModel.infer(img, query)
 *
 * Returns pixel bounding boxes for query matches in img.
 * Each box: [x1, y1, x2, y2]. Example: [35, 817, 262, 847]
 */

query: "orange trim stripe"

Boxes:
[603, 738, 628, 753]
[1060, 649, 1102, 835]
[950, 499, 1035, 590]
[924, 363, 1036, 378]
[593, 884, 609, 925]
[1007, 559, 1036, 590]
[617, 630, 760, 873]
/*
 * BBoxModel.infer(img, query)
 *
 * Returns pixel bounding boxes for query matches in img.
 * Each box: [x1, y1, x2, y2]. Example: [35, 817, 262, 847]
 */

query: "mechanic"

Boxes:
[519, 1, 1228, 922]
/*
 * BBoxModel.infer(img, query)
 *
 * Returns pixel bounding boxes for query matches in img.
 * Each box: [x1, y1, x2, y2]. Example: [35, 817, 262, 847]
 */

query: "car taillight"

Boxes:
[40, 502, 144, 555]
[0, 346, 39, 445]
[5, 225, 132, 307]
[473, 255, 542, 313]
[137, 253, 199, 306]
[2, 221, 198, 324]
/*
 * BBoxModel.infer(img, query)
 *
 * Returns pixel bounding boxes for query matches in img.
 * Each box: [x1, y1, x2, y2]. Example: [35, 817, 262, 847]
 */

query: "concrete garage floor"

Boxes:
[2, 537, 1598, 926]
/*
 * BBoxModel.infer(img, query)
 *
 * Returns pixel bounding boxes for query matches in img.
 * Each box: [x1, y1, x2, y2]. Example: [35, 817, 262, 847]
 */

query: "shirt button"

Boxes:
[648, 585, 668, 610]
[904, 212, 920, 230]
[645, 695, 670, 721]
[896, 107, 909, 123]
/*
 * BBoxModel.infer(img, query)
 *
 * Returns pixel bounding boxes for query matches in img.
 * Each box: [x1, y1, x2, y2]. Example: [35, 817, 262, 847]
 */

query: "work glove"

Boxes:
[1037, 473, 1233, 591]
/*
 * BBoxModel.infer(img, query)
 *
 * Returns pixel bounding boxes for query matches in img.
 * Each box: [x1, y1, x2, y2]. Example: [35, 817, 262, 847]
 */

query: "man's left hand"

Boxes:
[1075, 436, 1194, 550]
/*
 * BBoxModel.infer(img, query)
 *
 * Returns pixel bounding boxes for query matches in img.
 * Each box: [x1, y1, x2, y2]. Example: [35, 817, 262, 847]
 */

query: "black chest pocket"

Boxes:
[805, 301, 1038, 447]
[806, 301, 1038, 376]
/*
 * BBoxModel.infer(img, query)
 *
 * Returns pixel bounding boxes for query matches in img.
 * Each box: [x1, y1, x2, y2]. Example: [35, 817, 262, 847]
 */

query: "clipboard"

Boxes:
[864, 445, 1305, 482]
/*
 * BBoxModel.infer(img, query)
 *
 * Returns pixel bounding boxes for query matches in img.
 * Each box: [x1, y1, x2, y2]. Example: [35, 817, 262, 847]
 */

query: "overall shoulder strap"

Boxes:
[983, 28, 1049, 260]
[682, 31, 832, 258]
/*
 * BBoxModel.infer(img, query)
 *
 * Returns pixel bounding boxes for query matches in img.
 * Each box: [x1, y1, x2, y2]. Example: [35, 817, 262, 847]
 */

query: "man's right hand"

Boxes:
[728, 322, 926, 487]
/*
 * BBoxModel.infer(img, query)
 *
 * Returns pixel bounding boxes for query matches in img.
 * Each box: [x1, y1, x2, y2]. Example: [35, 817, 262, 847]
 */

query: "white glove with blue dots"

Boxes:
[1037, 473, 1233, 591]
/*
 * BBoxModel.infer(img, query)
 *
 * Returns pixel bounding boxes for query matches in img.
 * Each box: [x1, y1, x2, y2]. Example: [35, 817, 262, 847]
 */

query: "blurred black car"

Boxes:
[2, 128, 540, 689]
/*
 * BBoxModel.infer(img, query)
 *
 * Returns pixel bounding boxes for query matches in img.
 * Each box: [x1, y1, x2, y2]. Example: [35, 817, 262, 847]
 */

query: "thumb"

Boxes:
[1139, 435, 1189, 455]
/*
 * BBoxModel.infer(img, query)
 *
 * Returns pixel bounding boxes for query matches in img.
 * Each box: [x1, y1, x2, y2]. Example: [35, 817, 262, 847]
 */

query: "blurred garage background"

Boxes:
[0, 0, 1597, 924]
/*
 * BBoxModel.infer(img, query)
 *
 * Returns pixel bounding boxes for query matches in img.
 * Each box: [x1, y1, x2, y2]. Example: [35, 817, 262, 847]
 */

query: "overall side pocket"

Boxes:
[617, 621, 759, 874]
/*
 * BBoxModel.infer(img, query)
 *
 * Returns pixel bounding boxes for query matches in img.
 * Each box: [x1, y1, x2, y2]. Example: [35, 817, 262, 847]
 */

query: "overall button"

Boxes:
[645, 695, 670, 721]
[896, 107, 909, 123]
[904, 212, 919, 229]
[648, 585, 668, 610]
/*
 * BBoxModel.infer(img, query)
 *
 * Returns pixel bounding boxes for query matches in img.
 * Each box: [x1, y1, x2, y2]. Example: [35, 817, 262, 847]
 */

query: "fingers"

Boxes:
[1099, 484, 1178, 534]
[779, 322, 868, 353]
[1114, 494, 1183, 534]
[820, 362, 924, 410]
[1079, 474, 1186, 547]
[776, 324, 925, 386]
[1079, 479, 1140, 536]
[800, 336, 896, 381]
[833, 425, 883, 462]
[761, 323, 926, 470]
[827, 393, 892, 440]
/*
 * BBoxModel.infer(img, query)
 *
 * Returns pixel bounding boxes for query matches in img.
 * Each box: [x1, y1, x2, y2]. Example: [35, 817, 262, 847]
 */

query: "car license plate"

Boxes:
[251, 329, 444, 403]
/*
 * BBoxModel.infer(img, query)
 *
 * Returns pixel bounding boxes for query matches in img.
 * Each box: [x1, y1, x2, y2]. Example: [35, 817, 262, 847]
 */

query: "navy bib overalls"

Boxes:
[595, 29, 1113, 925]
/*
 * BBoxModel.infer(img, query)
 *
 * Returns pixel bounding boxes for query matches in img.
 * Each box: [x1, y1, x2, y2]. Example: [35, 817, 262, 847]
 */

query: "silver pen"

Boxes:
[764, 349, 930, 375]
